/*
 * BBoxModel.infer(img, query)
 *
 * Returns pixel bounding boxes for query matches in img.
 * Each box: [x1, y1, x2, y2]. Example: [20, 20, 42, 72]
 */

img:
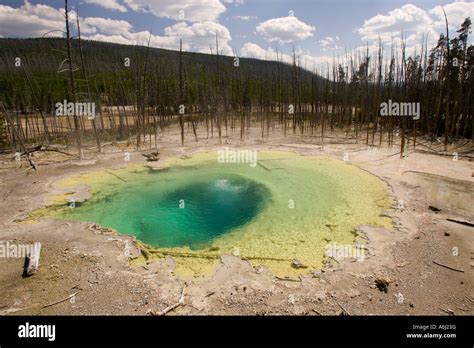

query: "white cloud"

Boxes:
[81, 17, 133, 36]
[0, 1, 232, 55]
[123, 0, 226, 22]
[429, 1, 474, 32]
[357, 1, 474, 53]
[233, 15, 258, 21]
[222, 0, 244, 5]
[82, 20, 232, 55]
[0, 1, 65, 37]
[240, 42, 332, 72]
[358, 4, 435, 45]
[256, 16, 315, 43]
[164, 21, 233, 54]
[84, 0, 127, 12]
[319, 36, 341, 51]
[240, 42, 284, 61]
[85, 22, 233, 54]
[85, 30, 177, 49]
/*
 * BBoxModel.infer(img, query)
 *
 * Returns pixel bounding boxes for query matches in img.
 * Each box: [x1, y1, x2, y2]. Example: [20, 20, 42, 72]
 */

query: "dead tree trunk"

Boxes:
[65, 0, 83, 159]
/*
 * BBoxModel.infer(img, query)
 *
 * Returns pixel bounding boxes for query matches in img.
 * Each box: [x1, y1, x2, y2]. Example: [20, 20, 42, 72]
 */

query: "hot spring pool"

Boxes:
[73, 173, 270, 249]
[36, 151, 393, 277]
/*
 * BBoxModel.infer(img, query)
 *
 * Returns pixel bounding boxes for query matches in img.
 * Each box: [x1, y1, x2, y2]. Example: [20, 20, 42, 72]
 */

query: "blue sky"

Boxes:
[0, 0, 473, 70]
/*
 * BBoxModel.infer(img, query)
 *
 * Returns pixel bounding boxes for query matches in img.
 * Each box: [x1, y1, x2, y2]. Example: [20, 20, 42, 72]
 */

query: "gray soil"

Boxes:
[0, 127, 473, 315]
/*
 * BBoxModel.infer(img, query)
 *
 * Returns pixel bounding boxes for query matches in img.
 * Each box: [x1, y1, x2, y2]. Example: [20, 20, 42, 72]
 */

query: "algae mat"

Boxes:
[32, 151, 393, 278]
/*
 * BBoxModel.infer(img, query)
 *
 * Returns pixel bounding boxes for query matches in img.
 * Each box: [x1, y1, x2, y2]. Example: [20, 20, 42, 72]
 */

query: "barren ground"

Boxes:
[0, 127, 473, 315]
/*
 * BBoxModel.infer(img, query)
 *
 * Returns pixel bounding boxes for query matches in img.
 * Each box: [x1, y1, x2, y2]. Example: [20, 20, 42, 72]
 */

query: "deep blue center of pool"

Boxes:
[67, 173, 270, 249]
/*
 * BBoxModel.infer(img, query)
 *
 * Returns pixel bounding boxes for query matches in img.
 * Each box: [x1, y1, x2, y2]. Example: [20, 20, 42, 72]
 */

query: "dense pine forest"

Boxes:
[0, 14, 473, 160]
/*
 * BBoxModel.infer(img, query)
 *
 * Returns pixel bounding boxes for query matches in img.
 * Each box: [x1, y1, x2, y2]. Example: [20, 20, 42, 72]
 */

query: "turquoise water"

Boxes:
[49, 151, 392, 276]
[66, 171, 270, 249]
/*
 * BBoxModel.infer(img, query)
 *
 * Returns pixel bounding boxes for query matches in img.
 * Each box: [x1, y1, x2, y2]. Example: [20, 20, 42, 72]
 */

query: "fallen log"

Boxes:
[144, 247, 292, 262]
[275, 276, 302, 282]
[433, 260, 464, 273]
[439, 307, 455, 315]
[0, 307, 27, 315]
[39, 148, 79, 158]
[149, 283, 187, 316]
[329, 294, 350, 316]
[20, 145, 42, 155]
[42, 292, 78, 309]
[446, 218, 474, 228]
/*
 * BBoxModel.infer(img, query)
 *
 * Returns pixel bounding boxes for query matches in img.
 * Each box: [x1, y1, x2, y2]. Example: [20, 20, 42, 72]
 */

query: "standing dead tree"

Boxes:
[76, 9, 101, 152]
[64, 0, 83, 159]
[179, 38, 185, 146]
[1, 102, 37, 169]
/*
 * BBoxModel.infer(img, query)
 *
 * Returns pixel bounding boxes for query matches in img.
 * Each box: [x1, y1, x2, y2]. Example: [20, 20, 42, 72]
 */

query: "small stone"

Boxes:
[444, 232, 451, 236]
[291, 259, 308, 269]
[374, 277, 390, 293]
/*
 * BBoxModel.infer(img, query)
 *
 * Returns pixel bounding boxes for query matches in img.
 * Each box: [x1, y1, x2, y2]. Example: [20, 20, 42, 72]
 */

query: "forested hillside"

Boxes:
[0, 37, 323, 112]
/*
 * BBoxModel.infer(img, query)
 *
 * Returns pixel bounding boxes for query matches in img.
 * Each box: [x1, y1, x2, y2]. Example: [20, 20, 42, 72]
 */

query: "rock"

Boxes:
[291, 259, 308, 269]
[444, 232, 451, 236]
[429, 205, 441, 212]
[142, 152, 160, 161]
[374, 277, 390, 293]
